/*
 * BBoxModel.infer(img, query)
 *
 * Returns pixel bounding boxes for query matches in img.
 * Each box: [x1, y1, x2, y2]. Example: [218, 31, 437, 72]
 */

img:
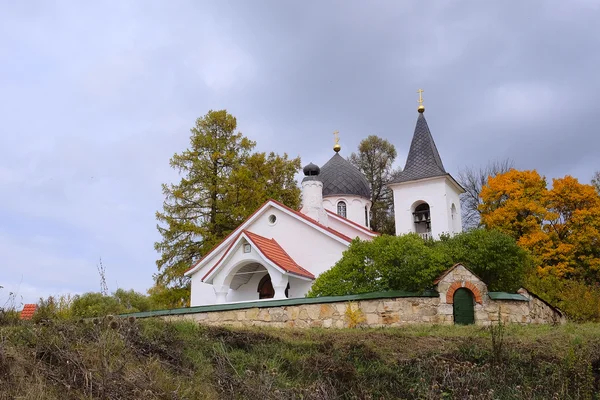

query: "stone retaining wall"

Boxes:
[125, 265, 565, 328]
[156, 291, 564, 328]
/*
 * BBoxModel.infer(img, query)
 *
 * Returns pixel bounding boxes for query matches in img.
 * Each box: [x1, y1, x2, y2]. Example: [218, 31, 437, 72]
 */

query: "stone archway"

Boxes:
[446, 281, 483, 304]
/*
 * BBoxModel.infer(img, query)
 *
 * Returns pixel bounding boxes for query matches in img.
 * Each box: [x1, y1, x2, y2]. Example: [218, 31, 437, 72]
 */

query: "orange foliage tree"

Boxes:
[480, 169, 600, 283]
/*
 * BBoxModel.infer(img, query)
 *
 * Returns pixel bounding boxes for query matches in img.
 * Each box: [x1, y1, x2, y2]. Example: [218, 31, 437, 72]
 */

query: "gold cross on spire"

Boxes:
[333, 130, 341, 153]
[417, 89, 425, 113]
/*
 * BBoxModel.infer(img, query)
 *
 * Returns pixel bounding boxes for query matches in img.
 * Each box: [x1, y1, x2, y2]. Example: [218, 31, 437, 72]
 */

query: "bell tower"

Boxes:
[388, 90, 464, 239]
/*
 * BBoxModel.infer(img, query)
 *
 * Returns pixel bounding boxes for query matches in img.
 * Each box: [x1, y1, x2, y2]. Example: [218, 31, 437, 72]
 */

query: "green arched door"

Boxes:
[453, 288, 475, 325]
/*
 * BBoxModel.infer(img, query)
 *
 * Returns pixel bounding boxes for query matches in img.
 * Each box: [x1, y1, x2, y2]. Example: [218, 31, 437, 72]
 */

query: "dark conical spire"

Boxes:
[390, 112, 447, 184]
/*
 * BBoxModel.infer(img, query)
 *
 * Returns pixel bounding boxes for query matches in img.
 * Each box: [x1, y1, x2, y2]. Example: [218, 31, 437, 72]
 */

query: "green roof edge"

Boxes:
[488, 292, 529, 302]
[120, 290, 439, 319]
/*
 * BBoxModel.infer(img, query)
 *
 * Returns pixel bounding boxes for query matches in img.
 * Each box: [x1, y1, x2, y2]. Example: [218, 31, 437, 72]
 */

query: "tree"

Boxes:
[307, 229, 529, 297]
[308, 234, 449, 297]
[348, 135, 400, 234]
[153, 110, 301, 304]
[437, 229, 532, 291]
[480, 170, 600, 282]
[457, 158, 514, 229]
[479, 169, 548, 241]
[592, 170, 600, 194]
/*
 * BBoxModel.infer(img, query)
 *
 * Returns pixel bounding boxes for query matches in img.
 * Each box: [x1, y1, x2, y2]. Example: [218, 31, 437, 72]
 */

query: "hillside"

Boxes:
[1, 318, 599, 399]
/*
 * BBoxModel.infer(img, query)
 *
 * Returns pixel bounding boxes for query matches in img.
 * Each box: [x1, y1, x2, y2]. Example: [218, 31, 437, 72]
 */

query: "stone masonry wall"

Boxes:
[435, 264, 565, 326]
[159, 291, 564, 329]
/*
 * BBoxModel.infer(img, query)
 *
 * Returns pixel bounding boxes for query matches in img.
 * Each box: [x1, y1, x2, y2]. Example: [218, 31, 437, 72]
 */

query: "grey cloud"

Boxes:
[1, 0, 599, 303]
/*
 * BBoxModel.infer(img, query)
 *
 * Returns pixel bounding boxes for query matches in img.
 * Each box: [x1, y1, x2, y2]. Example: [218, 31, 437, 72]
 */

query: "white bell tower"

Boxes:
[388, 90, 465, 240]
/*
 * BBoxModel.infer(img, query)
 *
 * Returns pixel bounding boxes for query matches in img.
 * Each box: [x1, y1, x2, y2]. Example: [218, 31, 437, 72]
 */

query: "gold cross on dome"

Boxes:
[417, 89, 424, 106]
[333, 130, 340, 145]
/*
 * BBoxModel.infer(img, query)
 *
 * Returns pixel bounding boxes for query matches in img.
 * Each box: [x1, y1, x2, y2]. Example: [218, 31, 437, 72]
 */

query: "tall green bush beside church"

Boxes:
[153, 110, 301, 307]
[308, 229, 530, 297]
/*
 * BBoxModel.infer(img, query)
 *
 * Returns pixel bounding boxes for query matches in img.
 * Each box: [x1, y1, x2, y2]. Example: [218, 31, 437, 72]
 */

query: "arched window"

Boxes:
[451, 203, 460, 233]
[337, 201, 347, 218]
[364, 206, 368, 227]
[413, 202, 431, 239]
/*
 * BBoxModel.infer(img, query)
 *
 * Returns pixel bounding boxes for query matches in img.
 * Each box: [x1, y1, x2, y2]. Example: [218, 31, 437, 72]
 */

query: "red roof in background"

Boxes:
[244, 231, 315, 279]
[19, 304, 37, 320]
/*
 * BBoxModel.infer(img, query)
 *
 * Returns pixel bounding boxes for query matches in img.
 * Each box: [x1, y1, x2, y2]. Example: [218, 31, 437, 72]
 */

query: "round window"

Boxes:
[268, 214, 277, 225]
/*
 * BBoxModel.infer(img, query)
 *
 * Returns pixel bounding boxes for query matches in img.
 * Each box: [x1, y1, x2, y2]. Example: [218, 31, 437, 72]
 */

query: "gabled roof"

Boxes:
[201, 230, 314, 282]
[324, 209, 379, 237]
[244, 231, 315, 279]
[390, 113, 448, 184]
[185, 199, 356, 276]
[432, 263, 484, 285]
[320, 153, 371, 199]
[20, 304, 37, 320]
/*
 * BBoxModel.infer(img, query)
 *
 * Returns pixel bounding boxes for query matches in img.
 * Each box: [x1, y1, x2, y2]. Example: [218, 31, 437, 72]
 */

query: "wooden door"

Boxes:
[258, 275, 274, 299]
[453, 288, 475, 325]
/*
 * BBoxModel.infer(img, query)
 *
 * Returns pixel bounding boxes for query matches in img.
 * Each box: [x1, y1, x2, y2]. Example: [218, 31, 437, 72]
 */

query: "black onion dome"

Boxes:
[303, 162, 320, 176]
[320, 153, 371, 199]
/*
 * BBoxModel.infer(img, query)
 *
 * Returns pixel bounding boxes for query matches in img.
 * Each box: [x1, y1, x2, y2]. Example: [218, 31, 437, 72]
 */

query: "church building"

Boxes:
[185, 95, 464, 306]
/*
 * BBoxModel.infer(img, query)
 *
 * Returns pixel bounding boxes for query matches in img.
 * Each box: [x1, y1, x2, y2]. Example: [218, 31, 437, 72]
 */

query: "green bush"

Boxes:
[526, 275, 600, 322]
[437, 229, 532, 292]
[33, 295, 74, 321]
[71, 292, 126, 318]
[308, 234, 451, 297]
[70, 290, 154, 318]
[308, 229, 531, 297]
[113, 288, 152, 313]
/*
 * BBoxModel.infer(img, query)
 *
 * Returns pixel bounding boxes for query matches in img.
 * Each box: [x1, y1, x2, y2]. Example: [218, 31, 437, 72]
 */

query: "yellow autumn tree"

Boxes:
[544, 176, 600, 280]
[480, 169, 600, 282]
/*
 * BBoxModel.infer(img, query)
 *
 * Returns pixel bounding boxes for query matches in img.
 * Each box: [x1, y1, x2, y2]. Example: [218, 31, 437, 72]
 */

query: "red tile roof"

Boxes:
[244, 231, 315, 279]
[19, 304, 37, 320]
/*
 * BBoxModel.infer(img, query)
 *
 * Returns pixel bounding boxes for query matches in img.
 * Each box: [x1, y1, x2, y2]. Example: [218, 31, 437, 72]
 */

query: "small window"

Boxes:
[365, 206, 368, 226]
[243, 243, 251, 253]
[268, 214, 277, 225]
[337, 201, 347, 218]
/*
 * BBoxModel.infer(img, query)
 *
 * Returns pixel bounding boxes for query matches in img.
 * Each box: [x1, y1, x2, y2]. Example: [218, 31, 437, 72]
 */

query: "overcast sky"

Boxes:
[2, 1, 599, 306]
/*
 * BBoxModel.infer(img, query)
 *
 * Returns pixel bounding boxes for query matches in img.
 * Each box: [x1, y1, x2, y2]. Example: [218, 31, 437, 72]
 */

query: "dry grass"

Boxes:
[0, 319, 599, 399]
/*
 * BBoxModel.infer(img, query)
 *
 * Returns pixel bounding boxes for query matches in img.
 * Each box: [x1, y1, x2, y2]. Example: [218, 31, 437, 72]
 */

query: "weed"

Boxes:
[344, 301, 366, 328]
[490, 309, 506, 363]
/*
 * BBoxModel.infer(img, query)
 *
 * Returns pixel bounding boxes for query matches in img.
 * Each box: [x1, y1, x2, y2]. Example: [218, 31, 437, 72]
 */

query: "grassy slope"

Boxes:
[0, 319, 599, 400]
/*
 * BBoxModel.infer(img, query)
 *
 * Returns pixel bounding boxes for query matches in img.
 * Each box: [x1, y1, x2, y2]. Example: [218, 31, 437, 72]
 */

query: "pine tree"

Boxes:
[152, 110, 301, 306]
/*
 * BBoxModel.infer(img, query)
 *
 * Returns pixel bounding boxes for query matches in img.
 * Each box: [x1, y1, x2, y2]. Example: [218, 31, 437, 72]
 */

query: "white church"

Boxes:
[185, 99, 465, 306]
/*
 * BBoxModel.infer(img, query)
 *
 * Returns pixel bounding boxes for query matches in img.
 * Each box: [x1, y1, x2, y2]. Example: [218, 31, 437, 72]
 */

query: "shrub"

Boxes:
[113, 289, 152, 312]
[308, 234, 451, 297]
[33, 295, 74, 321]
[308, 230, 531, 298]
[437, 229, 533, 291]
[71, 292, 126, 318]
[526, 274, 600, 322]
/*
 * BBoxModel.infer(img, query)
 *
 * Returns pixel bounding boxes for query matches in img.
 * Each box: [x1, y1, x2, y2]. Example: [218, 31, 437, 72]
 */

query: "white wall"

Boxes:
[322, 195, 371, 228]
[390, 176, 463, 239]
[189, 205, 350, 306]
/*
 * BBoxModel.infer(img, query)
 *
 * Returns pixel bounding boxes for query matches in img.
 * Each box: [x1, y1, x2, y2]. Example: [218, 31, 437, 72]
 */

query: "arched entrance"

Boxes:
[257, 274, 290, 299]
[453, 288, 475, 325]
